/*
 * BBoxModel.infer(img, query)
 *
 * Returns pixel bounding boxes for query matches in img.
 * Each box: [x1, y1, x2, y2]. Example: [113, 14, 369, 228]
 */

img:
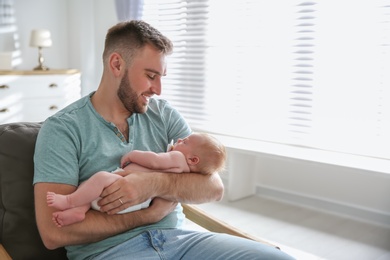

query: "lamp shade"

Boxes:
[30, 29, 52, 48]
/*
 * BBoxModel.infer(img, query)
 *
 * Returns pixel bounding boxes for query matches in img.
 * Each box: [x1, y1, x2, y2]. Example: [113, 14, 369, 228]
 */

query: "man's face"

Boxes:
[117, 44, 167, 114]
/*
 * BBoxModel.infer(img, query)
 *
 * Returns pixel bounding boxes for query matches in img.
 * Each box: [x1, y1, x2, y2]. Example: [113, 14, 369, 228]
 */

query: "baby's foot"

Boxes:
[52, 209, 86, 227]
[52, 212, 65, 227]
[47, 191, 71, 210]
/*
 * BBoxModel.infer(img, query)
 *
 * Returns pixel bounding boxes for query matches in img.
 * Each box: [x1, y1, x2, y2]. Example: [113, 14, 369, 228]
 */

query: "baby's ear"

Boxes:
[188, 156, 200, 165]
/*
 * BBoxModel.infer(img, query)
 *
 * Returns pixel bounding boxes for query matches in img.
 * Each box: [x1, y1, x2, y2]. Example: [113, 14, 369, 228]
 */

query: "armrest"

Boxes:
[182, 204, 279, 249]
[0, 244, 12, 260]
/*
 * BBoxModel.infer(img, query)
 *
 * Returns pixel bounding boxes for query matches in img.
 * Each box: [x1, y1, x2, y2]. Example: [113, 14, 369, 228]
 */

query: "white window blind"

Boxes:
[142, 0, 390, 160]
[0, 0, 22, 68]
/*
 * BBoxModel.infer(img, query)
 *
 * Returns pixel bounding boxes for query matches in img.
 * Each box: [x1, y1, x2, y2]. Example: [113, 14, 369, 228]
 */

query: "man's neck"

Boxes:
[91, 90, 130, 142]
[91, 88, 132, 124]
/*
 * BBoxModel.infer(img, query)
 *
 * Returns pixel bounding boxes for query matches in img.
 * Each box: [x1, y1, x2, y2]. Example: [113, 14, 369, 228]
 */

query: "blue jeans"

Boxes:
[93, 229, 295, 260]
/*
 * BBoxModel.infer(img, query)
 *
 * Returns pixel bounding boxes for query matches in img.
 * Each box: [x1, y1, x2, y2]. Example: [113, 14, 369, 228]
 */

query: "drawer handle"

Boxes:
[49, 83, 58, 88]
[0, 108, 9, 113]
[0, 85, 9, 89]
[49, 105, 58, 110]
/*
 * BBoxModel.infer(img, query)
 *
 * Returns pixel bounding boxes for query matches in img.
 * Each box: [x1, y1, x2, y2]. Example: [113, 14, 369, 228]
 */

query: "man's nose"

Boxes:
[151, 79, 162, 95]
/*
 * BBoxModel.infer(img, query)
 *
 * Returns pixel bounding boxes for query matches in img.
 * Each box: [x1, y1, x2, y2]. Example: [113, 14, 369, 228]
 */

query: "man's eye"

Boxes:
[147, 74, 156, 80]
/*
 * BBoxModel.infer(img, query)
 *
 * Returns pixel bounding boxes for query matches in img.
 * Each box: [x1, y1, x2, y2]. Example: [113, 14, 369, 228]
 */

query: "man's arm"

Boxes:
[156, 171, 224, 203]
[34, 182, 177, 249]
[99, 170, 224, 214]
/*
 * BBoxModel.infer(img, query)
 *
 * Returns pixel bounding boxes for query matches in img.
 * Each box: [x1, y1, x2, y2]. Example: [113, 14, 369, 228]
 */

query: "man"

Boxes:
[34, 20, 294, 260]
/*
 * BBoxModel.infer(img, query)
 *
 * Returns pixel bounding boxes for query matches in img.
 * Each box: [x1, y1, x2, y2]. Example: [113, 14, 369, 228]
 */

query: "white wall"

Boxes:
[224, 147, 390, 228]
[13, 0, 117, 95]
[14, 0, 68, 70]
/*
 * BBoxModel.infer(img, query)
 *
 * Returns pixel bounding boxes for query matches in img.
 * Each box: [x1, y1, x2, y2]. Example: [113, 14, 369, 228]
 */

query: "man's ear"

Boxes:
[109, 53, 124, 76]
[188, 156, 200, 165]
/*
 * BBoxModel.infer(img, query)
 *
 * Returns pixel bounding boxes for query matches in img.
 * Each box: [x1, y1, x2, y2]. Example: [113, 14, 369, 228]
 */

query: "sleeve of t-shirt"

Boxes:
[33, 117, 80, 186]
[162, 101, 192, 142]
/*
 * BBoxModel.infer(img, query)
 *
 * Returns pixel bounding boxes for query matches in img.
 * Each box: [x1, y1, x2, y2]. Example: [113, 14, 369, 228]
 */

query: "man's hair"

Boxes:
[103, 20, 173, 64]
[194, 133, 227, 175]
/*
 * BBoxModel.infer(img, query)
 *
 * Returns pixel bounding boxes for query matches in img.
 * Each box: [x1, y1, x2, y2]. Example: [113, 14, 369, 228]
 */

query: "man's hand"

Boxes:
[98, 171, 157, 214]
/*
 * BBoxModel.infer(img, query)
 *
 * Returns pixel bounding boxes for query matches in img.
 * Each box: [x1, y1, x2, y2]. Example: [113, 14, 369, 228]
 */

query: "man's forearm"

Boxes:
[34, 183, 158, 249]
[98, 171, 224, 214]
[154, 171, 224, 204]
[59, 210, 148, 247]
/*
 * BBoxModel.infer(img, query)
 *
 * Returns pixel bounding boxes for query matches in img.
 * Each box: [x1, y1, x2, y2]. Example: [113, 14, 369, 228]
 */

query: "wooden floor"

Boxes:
[191, 195, 390, 260]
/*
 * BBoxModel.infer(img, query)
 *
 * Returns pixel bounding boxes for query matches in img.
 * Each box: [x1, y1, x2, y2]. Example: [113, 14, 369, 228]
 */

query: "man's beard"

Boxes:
[117, 71, 146, 114]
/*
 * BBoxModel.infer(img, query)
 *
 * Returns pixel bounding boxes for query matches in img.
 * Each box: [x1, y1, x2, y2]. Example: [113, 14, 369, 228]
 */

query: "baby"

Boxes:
[47, 132, 226, 227]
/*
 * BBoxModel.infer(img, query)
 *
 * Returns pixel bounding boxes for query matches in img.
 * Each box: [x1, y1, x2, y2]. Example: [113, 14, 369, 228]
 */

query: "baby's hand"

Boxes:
[122, 161, 131, 168]
[120, 159, 131, 168]
[120, 155, 130, 168]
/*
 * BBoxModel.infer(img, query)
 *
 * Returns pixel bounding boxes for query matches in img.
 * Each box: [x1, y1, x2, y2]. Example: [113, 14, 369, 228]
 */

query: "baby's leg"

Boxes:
[47, 171, 122, 210]
[52, 204, 90, 227]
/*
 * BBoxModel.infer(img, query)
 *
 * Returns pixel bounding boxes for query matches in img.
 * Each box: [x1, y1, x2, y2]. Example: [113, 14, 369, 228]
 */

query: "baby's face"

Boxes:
[172, 134, 202, 154]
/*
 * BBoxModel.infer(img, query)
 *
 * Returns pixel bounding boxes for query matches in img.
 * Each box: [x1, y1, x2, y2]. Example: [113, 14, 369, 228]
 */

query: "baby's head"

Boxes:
[175, 132, 226, 174]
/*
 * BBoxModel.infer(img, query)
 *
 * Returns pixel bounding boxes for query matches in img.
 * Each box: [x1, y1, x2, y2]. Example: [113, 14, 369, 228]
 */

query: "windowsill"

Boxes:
[211, 134, 390, 175]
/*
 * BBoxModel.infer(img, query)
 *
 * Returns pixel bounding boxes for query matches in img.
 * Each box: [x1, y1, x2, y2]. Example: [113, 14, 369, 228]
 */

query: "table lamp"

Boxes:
[30, 29, 52, 70]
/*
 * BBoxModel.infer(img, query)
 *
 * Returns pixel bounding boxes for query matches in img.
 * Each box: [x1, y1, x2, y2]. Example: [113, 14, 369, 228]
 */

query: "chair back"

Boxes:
[0, 122, 67, 259]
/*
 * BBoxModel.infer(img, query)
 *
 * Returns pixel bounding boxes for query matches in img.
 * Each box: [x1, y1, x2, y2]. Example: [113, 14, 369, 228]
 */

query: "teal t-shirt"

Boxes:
[33, 92, 192, 260]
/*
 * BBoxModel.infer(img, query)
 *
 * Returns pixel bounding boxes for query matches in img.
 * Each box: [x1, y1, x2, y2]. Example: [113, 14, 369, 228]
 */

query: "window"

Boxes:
[0, 0, 22, 69]
[142, 0, 390, 160]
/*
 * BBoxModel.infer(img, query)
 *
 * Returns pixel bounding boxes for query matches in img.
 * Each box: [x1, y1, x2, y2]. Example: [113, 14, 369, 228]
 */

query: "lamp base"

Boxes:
[33, 64, 50, 71]
[33, 47, 50, 71]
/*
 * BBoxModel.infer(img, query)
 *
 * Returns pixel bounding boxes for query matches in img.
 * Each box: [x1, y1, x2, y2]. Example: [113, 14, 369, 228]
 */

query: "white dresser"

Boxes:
[0, 70, 81, 124]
